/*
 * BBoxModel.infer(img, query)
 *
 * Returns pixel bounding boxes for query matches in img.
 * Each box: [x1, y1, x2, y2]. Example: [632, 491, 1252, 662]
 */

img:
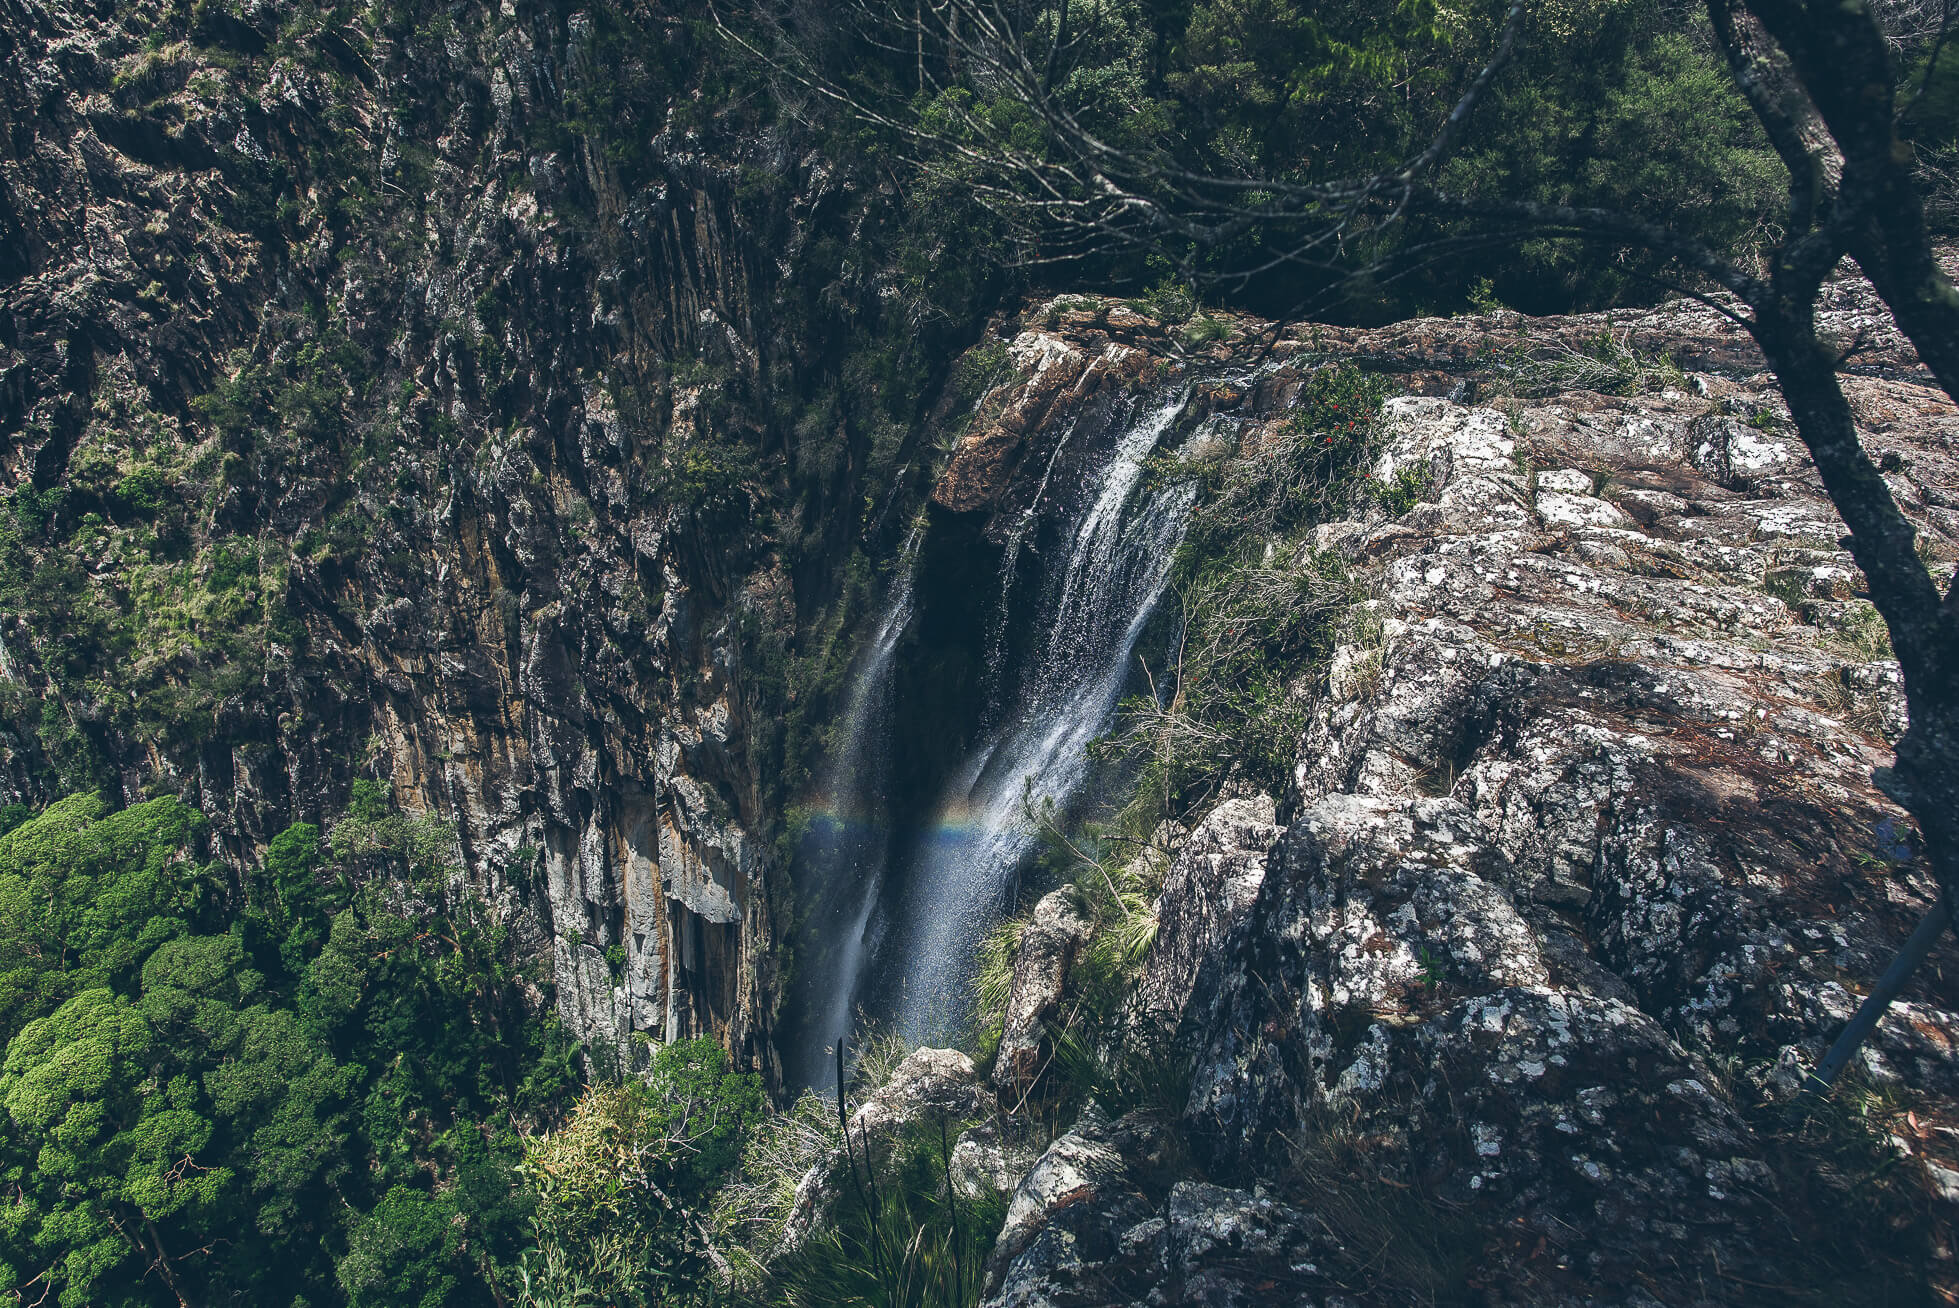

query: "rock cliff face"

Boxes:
[8, 3, 1958, 1288]
[907, 284, 1959, 1302]
[0, 0, 959, 1076]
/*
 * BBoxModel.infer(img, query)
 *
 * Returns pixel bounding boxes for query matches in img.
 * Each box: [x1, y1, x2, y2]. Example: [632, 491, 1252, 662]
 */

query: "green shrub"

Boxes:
[765, 1117, 1005, 1308]
[1182, 314, 1230, 345]
[661, 437, 758, 521]
[517, 1039, 762, 1308]
[1103, 549, 1367, 817]
[1375, 462, 1432, 516]
[713, 1090, 841, 1289]
[1171, 365, 1399, 569]
[337, 1186, 465, 1308]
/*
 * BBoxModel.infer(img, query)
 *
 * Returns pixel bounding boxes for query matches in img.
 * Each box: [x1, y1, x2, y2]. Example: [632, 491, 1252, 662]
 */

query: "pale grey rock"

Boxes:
[782, 1047, 987, 1252]
[978, 1107, 1331, 1308]
[952, 1121, 1048, 1201]
[995, 891, 1093, 1100]
[1535, 468, 1595, 494]
[1130, 794, 1281, 1039]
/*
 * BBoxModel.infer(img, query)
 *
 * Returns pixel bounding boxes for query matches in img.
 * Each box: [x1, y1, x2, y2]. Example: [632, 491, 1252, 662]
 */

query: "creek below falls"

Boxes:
[779, 364, 1265, 1089]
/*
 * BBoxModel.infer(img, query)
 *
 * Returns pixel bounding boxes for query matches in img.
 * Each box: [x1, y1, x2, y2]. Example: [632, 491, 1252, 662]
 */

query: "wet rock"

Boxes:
[934, 328, 1155, 517]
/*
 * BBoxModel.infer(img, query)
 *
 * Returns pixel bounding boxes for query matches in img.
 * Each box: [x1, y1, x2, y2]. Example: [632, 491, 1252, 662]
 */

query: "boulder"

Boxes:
[781, 1047, 987, 1251]
[1130, 794, 1281, 1040]
[979, 1104, 1333, 1308]
[994, 890, 1093, 1101]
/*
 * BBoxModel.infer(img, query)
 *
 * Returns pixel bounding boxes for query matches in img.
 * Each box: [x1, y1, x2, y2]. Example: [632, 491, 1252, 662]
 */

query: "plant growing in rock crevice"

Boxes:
[1104, 365, 1397, 823]
[763, 1115, 1002, 1308]
[1100, 549, 1371, 822]
[1485, 329, 1685, 398]
[1375, 461, 1433, 515]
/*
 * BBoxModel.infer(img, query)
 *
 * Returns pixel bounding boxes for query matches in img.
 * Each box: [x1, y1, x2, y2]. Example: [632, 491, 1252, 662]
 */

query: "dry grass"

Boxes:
[1485, 331, 1685, 399]
[711, 1091, 840, 1291]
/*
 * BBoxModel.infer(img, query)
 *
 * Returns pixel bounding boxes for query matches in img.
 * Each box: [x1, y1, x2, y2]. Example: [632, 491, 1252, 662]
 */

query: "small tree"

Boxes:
[517, 1038, 761, 1307]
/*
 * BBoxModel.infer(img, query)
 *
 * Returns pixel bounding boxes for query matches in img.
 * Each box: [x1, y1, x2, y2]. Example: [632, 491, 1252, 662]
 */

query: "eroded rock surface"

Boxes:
[959, 273, 1959, 1303]
[994, 890, 1093, 1102]
[980, 1102, 1330, 1308]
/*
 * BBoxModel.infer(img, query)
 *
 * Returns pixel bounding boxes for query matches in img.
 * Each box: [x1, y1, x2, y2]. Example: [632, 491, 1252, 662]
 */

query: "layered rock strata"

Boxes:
[0, 0, 956, 1075]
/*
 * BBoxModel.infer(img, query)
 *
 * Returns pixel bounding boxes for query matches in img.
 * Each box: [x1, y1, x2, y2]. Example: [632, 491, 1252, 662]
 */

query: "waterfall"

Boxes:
[782, 382, 1208, 1081]
[887, 391, 1197, 1042]
[782, 535, 918, 1088]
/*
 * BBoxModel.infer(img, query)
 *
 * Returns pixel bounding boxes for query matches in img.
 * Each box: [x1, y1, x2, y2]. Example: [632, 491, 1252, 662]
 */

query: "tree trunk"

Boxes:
[1752, 301, 1959, 911]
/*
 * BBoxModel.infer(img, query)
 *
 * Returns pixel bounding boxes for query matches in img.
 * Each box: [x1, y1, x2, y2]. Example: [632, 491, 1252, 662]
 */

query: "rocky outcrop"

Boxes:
[931, 310, 1166, 539]
[950, 270, 1959, 1301]
[10, 0, 1958, 1286]
[993, 890, 1092, 1102]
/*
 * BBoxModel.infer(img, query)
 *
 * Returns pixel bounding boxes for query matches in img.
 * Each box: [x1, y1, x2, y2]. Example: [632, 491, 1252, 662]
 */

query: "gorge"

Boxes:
[2, 0, 1958, 1304]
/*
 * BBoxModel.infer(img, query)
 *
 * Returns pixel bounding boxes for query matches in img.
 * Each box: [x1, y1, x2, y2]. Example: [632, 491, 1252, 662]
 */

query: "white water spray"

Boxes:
[785, 533, 918, 1087]
[888, 393, 1197, 1041]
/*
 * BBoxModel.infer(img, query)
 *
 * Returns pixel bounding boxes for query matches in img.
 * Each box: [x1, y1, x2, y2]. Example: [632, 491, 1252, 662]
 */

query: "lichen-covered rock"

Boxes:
[995, 890, 1093, 1101]
[1180, 793, 1547, 1174]
[980, 1102, 1153, 1305]
[979, 1104, 1334, 1308]
[970, 271, 1959, 1301]
[1130, 794, 1280, 1039]
[1350, 988, 1779, 1293]
[852, 1047, 990, 1138]
[951, 1120, 1049, 1202]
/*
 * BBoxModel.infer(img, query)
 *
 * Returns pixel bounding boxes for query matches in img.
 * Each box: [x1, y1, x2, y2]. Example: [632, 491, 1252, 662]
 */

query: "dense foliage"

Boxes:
[518, 1041, 763, 1308]
[0, 788, 583, 1307]
[815, 0, 1790, 314]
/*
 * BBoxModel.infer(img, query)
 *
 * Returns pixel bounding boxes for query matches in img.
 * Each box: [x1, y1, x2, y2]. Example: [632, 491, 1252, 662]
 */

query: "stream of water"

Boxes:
[888, 392, 1196, 1043]
[782, 535, 917, 1089]
[786, 385, 1200, 1081]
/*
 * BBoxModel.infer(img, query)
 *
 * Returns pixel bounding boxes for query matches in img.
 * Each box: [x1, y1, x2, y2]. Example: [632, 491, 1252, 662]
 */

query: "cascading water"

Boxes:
[884, 391, 1198, 1042]
[781, 536, 918, 1088]
[783, 379, 1217, 1081]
